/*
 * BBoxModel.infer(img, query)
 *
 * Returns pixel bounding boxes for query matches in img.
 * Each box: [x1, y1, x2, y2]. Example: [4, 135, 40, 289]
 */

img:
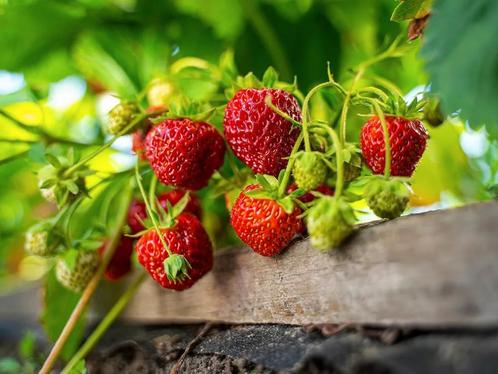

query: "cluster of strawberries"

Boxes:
[25, 69, 429, 293]
[100, 82, 427, 291]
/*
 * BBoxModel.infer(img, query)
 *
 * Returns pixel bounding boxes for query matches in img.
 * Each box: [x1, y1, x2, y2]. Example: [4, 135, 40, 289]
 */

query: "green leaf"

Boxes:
[174, 0, 244, 40]
[391, 0, 432, 22]
[421, 0, 498, 137]
[171, 192, 191, 218]
[0, 358, 21, 373]
[18, 331, 36, 360]
[41, 270, 86, 361]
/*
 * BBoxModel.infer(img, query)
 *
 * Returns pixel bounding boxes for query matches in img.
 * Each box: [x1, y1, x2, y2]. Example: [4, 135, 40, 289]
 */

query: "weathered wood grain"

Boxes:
[122, 201, 498, 326]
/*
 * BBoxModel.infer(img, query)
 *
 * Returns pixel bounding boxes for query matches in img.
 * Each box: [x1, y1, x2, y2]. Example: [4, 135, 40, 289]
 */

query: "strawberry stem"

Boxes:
[148, 174, 158, 213]
[64, 109, 162, 177]
[372, 101, 392, 178]
[264, 95, 302, 128]
[61, 272, 147, 374]
[339, 38, 405, 145]
[301, 80, 345, 151]
[277, 132, 304, 198]
[314, 124, 344, 197]
[134, 162, 172, 256]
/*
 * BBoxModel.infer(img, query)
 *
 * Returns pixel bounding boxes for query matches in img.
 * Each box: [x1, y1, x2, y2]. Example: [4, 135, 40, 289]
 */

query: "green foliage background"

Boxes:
[0, 0, 496, 360]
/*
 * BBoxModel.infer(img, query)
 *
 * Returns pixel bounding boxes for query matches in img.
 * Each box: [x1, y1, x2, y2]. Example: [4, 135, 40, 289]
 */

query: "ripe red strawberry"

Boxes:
[230, 184, 303, 256]
[132, 106, 166, 160]
[145, 119, 225, 190]
[128, 190, 202, 233]
[132, 129, 149, 161]
[135, 213, 213, 290]
[224, 88, 301, 176]
[360, 116, 428, 177]
[98, 236, 134, 281]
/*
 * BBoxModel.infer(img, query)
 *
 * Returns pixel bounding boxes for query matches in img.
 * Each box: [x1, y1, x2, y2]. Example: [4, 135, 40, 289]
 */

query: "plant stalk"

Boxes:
[64, 111, 152, 177]
[61, 272, 147, 374]
[373, 101, 392, 178]
[39, 184, 133, 374]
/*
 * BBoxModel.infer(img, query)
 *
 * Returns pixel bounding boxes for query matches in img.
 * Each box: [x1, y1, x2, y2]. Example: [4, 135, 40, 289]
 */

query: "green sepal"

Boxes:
[45, 153, 62, 167]
[60, 248, 79, 271]
[277, 196, 296, 215]
[163, 254, 191, 282]
[262, 66, 278, 88]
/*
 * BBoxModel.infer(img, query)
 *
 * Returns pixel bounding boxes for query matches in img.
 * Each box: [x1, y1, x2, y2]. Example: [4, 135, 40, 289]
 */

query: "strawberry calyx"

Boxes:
[225, 66, 301, 99]
[38, 150, 93, 207]
[163, 253, 192, 283]
[244, 174, 305, 214]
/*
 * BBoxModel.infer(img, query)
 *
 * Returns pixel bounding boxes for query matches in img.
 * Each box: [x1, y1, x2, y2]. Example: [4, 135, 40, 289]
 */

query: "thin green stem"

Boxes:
[0, 109, 89, 147]
[315, 124, 344, 197]
[39, 183, 133, 374]
[301, 81, 345, 151]
[0, 109, 43, 135]
[264, 95, 302, 128]
[0, 138, 36, 144]
[148, 174, 158, 213]
[277, 132, 304, 198]
[339, 67, 364, 145]
[0, 150, 29, 167]
[64, 111, 151, 177]
[339, 38, 403, 145]
[61, 272, 147, 374]
[239, 0, 291, 80]
[372, 101, 392, 178]
[134, 163, 171, 255]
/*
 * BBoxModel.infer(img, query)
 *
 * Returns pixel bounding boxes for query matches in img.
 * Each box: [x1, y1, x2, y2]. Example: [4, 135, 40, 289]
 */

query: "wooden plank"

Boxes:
[122, 201, 498, 326]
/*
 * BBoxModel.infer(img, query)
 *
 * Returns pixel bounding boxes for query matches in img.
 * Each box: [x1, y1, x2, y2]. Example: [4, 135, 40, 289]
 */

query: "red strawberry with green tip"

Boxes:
[145, 118, 225, 190]
[98, 236, 134, 281]
[360, 115, 428, 177]
[223, 88, 301, 176]
[135, 213, 213, 290]
[230, 177, 303, 257]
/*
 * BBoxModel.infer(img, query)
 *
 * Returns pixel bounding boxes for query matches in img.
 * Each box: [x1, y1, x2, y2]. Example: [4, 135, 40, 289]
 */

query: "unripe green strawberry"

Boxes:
[55, 251, 100, 293]
[24, 221, 60, 257]
[365, 177, 410, 219]
[25, 230, 48, 256]
[40, 186, 56, 203]
[292, 151, 327, 191]
[107, 102, 140, 135]
[306, 196, 356, 250]
[147, 78, 175, 107]
[343, 162, 362, 182]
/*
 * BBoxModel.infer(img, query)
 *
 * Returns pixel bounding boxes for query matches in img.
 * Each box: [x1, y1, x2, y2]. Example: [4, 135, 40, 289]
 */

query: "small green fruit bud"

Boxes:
[292, 152, 327, 191]
[306, 197, 355, 250]
[55, 251, 100, 293]
[365, 178, 410, 219]
[107, 102, 140, 135]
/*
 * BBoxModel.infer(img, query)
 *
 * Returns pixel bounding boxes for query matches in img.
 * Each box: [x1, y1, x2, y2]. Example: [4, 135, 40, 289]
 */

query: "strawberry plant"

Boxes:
[0, 1, 496, 373]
